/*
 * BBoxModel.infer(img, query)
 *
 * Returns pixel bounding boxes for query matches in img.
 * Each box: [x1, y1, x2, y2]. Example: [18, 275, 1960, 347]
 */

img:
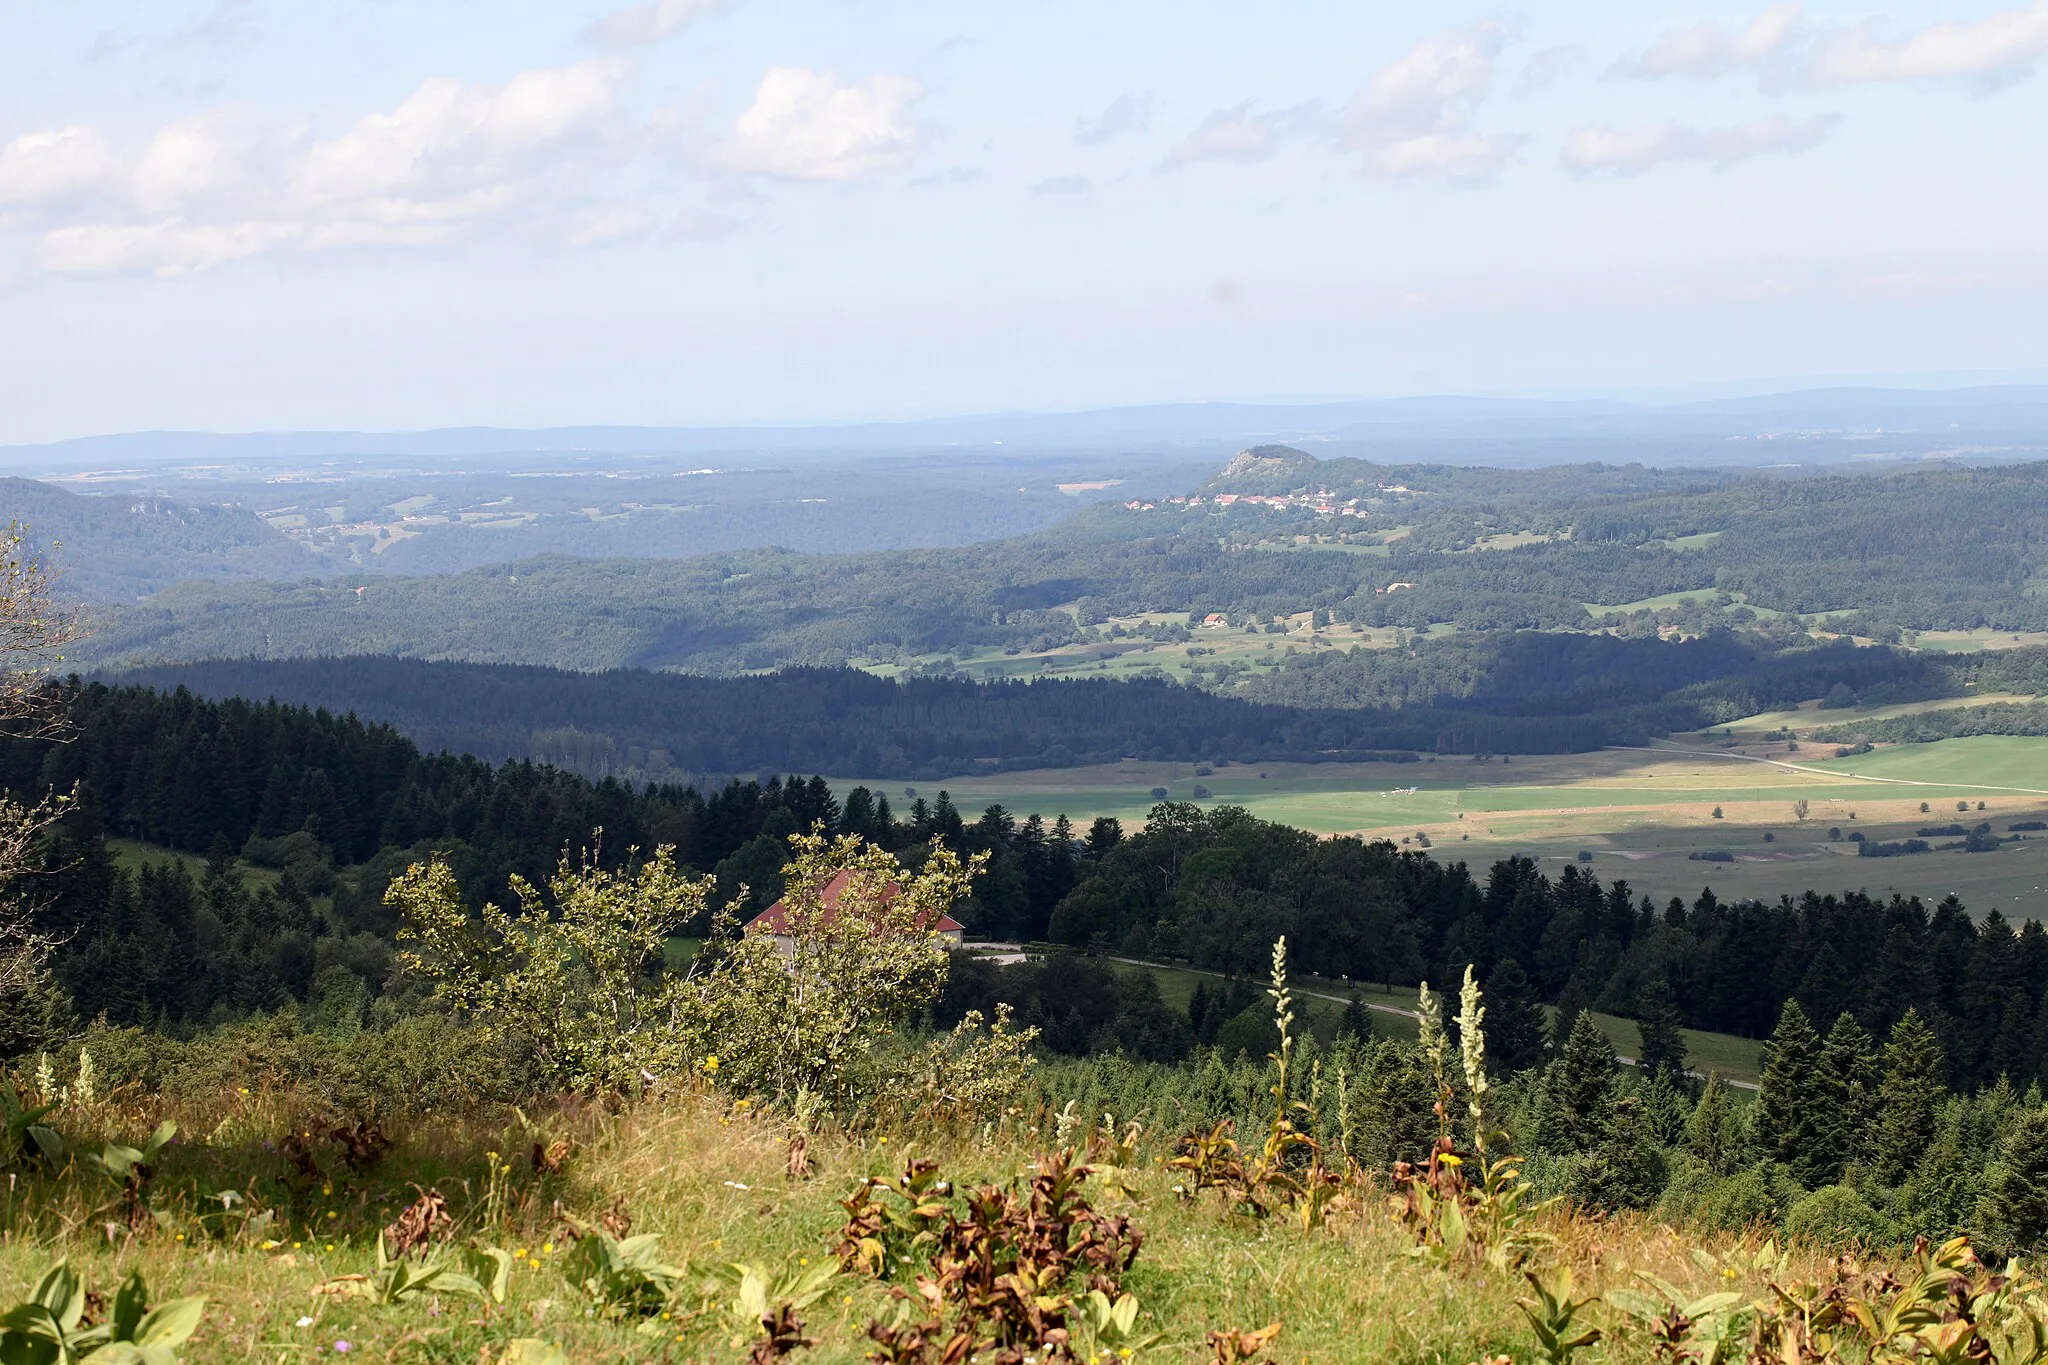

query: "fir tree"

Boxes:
[1878, 1007, 1949, 1185]
[1539, 1010, 1618, 1155]
[1483, 957, 1547, 1074]
[1756, 997, 1827, 1184]
[1634, 977, 1689, 1083]
[1816, 1011, 1879, 1183]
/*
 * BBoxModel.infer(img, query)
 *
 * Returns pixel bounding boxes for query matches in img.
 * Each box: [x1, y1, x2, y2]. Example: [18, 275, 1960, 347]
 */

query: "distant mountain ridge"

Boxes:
[11, 384, 2048, 473]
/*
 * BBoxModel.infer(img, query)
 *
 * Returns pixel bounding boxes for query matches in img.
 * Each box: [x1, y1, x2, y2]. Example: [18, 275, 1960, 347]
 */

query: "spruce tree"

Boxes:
[1989, 1108, 2048, 1253]
[1816, 1011, 1879, 1183]
[1540, 1010, 1619, 1154]
[1550, 971, 1595, 1055]
[1687, 1074, 1739, 1174]
[1634, 977, 1689, 1083]
[1878, 1007, 1949, 1185]
[1336, 991, 1374, 1043]
[1483, 957, 1547, 1074]
[1756, 997, 1827, 1184]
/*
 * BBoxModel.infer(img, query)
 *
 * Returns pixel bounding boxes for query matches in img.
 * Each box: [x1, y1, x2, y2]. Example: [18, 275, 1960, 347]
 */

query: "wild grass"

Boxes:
[0, 1082, 1877, 1363]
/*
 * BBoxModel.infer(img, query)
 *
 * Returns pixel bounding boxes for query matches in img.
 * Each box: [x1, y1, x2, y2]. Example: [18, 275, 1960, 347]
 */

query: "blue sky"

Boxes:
[1, 0, 2045, 441]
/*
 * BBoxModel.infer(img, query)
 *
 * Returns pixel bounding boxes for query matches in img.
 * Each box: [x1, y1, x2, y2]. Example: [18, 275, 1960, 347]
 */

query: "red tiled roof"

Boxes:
[745, 869, 964, 935]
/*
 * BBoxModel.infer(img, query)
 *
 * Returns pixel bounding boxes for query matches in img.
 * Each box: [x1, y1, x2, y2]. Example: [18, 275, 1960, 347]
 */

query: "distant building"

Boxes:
[743, 869, 965, 955]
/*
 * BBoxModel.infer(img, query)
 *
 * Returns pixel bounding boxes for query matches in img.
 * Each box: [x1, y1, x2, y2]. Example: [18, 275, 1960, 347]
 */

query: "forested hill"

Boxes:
[2, 477, 321, 601]
[87, 661, 1605, 777]
[3, 681, 2043, 1101]
[99, 634, 2042, 781]
[68, 459, 2048, 673]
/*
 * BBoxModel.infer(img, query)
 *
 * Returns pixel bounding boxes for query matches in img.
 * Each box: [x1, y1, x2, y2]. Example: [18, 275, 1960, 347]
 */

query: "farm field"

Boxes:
[840, 730, 2048, 919]
[854, 611, 1435, 686]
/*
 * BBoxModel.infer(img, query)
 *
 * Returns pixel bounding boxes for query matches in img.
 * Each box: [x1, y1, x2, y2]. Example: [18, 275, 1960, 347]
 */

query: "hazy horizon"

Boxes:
[4, 1, 2047, 444]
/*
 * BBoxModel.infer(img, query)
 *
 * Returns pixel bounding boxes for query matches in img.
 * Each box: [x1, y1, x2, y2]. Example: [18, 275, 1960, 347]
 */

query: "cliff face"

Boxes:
[1204, 444, 1321, 493]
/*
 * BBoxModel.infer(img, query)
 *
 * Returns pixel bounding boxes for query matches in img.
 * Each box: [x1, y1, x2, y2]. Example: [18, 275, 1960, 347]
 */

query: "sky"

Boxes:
[1, 0, 2046, 442]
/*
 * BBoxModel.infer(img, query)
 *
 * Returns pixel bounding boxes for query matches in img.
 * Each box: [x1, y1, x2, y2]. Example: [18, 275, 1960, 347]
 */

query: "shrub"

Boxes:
[391, 845, 716, 1091]
[1784, 1184, 1894, 1248]
[69, 1013, 518, 1120]
[1692, 1168, 1780, 1233]
[1655, 1156, 1720, 1223]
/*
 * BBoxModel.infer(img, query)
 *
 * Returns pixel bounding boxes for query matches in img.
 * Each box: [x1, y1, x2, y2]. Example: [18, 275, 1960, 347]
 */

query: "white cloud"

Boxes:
[163, 0, 264, 54]
[1339, 23, 1518, 179]
[1609, 5, 1804, 79]
[1370, 132, 1515, 178]
[0, 126, 121, 205]
[717, 67, 922, 181]
[583, 0, 723, 48]
[294, 59, 623, 215]
[38, 219, 298, 278]
[1560, 113, 1839, 174]
[1514, 45, 1587, 95]
[564, 207, 653, 246]
[1031, 174, 1090, 196]
[2, 58, 633, 277]
[1075, 94, 1150, 146]
[1157, 101, 1319, 169]
[1854, 269, 1994, 295]
[1802, 4, 2048, 87]
[1607, 4, 2048, 90]
[133, 110, 273, 215]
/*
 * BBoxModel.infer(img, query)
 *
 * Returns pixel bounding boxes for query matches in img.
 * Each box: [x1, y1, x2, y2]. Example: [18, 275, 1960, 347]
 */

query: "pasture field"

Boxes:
[842, 727, 2048, 918]
[855, 612, 1433, 686]
[106, 836, 282, 894]
[1908, 627, 2048, 652]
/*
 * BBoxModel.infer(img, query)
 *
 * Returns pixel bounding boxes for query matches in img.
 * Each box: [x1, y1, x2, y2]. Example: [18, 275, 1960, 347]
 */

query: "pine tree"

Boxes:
[1815, 1011, 1880, 1183]
[1539, 1010, 1619, 1155]
[1634, 977, 1689, 1083]
[1878, 1006, 1949, 1185]
[1756, 997, 1827, 1183]
[1484, 958, 1547, 1074]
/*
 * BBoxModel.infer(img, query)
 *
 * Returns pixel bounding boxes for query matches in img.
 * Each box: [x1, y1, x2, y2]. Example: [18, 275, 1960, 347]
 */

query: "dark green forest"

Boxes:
[4, 683, 2045, 1109]
[98, 631, 2048, 782]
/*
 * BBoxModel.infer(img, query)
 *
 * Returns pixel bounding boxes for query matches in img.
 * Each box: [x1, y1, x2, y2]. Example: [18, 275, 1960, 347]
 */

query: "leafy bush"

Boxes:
[68, 1012, 517, 1120]
[1691, 1167, 1783, 1233]
[392, 845, 714, 1091]
[676, 832, 985, 1112]
[1784, 1184, 1895, 1247]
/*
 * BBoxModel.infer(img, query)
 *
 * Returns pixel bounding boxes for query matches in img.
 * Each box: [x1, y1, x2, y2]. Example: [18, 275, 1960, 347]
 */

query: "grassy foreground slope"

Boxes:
[0, 1089, 1871, 1363]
